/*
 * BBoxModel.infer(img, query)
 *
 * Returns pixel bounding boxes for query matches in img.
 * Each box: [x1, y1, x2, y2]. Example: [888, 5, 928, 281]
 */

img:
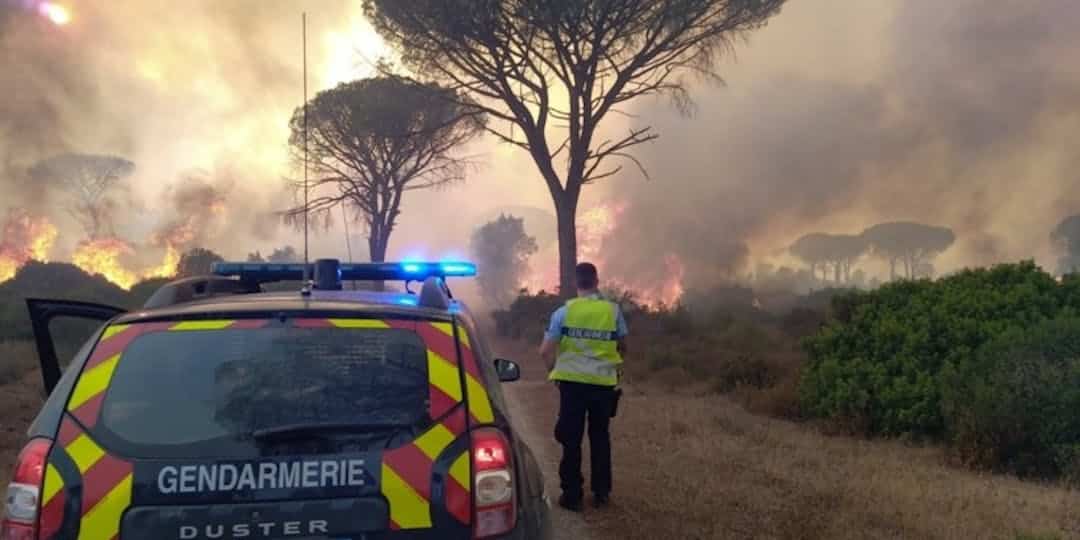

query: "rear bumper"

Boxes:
[492, 495, 552, 540]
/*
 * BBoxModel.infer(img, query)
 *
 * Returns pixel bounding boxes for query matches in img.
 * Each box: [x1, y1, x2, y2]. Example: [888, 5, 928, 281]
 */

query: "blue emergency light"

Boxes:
[210, 260, 477, 285]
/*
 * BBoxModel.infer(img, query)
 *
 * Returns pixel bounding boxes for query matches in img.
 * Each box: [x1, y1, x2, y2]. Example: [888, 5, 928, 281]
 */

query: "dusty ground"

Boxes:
[0, 369, 45, 490]
[492, 339, 1080, 540]
[503, 378, 594, 540]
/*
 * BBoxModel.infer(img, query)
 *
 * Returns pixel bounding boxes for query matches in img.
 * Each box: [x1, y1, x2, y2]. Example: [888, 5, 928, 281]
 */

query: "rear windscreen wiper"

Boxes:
[251, 421, 410, 440]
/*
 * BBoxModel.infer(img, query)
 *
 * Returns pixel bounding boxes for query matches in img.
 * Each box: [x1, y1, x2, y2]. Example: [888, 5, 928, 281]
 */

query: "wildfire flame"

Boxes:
[72, 238, 139, 289]
[0, 210, 59, 283]
[577, 204, 622, 262]
[519, 202, 685, 307]
[71, 236, 184, 289]
[141, 244, 181, 280]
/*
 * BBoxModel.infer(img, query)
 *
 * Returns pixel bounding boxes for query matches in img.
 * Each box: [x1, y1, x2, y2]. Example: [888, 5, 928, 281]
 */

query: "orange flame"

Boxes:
[0, 256, 17, 284]
[141, 244, 181, 280]
[72, 237, 139, 289]
[518, 202, 685, 307]
[0, 211, 59, 282]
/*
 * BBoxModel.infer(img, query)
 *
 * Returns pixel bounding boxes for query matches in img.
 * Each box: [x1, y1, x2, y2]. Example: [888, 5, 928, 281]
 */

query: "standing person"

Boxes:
[539, 262, 628, 511]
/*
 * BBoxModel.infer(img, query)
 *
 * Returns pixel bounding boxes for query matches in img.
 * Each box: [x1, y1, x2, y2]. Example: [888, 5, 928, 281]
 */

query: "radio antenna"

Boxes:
[341, 202, 355, 290]
[302, 12, 311, 280]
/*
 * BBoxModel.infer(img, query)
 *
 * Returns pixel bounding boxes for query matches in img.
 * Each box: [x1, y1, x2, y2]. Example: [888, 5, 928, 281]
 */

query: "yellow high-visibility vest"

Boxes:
[550, 297, 623, 386]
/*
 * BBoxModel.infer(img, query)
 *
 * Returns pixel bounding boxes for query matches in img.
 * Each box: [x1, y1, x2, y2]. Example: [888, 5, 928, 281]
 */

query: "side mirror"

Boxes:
[494, 358, 521, 382]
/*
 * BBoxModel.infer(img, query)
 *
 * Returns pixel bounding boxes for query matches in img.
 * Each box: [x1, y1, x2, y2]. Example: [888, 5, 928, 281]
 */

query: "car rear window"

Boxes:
[93, 324, 430, 457]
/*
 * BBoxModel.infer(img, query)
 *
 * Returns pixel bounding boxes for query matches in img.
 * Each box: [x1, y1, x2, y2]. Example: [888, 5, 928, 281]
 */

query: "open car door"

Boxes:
[26, 298, 126, 395]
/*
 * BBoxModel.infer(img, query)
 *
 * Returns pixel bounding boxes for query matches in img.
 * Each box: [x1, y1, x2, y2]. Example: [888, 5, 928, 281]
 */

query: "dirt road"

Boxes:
[503, 379, 594, 540]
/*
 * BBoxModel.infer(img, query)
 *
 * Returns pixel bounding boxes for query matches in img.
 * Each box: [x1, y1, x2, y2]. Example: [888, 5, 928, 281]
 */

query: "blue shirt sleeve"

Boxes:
[615, 306, 629, 338]
[544, 306, 567, 341]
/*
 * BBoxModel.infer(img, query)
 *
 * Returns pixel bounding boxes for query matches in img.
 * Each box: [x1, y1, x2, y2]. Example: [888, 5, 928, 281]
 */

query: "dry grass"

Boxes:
[0, 341, 38, 385]
[0, 370, 46, 491]
[496, 340, 1078, 540]
[600, 387, 1078, 539]
[0, 341, 46, 490]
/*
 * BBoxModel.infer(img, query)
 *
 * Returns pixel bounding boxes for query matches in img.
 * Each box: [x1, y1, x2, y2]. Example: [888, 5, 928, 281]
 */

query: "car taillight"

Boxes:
[471, 428, 515, 539]
[1, 438, 52, 540]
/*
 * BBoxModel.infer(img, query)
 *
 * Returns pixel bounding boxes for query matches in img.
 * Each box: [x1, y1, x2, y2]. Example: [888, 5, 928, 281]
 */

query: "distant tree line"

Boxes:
[789, 221, 956, 286]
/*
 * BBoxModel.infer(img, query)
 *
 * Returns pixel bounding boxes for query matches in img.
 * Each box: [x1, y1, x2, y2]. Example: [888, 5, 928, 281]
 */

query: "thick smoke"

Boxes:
[6, 0, 1080, 295]
[0, 0, 365, 258]
[603, 0, 1080, 288]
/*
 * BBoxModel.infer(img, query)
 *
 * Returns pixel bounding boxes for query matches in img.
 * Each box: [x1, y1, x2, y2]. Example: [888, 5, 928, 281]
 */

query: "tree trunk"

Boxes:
[369, 230, 389, 291]
[889, 258, 897, 280]
[834, 261, 841, 283]
[554, 194, 579, 299]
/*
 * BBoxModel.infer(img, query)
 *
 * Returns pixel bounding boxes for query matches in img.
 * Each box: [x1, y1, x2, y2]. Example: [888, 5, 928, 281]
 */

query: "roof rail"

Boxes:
[143, 276, 261, 309]
[211, 260, 476, 285]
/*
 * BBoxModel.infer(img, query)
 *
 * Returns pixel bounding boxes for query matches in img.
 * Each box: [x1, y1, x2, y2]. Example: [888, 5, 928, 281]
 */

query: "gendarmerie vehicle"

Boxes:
[2, 259, 552, 540]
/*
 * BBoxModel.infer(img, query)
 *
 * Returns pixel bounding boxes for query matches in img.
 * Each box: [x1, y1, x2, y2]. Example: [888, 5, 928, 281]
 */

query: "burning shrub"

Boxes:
[0, 210, 58, 283]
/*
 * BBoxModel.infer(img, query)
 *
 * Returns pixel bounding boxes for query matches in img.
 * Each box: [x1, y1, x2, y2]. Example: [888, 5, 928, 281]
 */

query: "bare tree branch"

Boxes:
[365, 0, 786, 293]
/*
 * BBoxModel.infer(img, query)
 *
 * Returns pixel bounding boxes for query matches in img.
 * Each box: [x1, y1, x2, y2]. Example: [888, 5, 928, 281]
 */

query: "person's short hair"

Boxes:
[576, 262, 599, 290]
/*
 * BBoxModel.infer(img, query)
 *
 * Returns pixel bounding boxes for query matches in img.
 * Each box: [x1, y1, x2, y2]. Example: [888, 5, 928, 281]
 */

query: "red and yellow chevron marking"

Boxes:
[446, 450, 472, 525]
[39, 461, 66, 539]
[55, 416, 133, 540]
[381, 406, 469, 529]
[412, 322, 494, 425]
[68, 320, 269, 426]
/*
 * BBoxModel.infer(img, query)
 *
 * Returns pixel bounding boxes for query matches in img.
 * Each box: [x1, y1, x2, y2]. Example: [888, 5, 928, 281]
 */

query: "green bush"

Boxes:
[492, 290, 563, 340]
[942, 317, 1080, 479]
[801, 261, 1065, 438]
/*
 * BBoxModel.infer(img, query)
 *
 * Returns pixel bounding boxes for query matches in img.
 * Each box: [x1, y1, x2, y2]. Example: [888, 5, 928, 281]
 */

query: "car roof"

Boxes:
[115, 289, 465, 324]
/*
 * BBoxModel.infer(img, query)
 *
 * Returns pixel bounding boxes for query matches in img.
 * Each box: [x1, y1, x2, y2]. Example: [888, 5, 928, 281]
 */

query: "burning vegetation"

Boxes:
[0, 210, 58, 282]
[515, 203, 686, 307]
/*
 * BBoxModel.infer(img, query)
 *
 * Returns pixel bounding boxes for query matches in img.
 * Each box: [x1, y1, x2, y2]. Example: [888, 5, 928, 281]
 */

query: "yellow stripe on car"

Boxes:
[42, 464, 64, 504]
[170, 320, 235, 331]
[78, 473, 132, 540]
[427, 351, 463, 402]
[465, 375, 494, 424]
[413, 424, 455, 461]
[449, 452, 470, 490]
[65, 434, 105, 474]
[431, 322, 469, 348]
[67, 354, 120, 411]
[100, 324, 130, 340]
[382, 464, 432, 529]
[329, 319, 390, 329]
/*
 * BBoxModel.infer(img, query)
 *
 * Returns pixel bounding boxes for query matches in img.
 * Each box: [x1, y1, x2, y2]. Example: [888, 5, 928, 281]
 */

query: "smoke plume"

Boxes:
[4, 0, 1080, 298]
[602, 0, 1080, 288]
[0, 0, 371, 261]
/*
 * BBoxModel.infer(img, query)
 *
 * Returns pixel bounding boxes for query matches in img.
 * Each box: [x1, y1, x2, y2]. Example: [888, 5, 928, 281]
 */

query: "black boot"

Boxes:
[558, 493, 584, 512]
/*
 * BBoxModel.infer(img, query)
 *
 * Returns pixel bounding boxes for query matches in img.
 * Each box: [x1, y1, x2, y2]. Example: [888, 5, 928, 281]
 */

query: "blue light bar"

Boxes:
[211, 260, 476, 283]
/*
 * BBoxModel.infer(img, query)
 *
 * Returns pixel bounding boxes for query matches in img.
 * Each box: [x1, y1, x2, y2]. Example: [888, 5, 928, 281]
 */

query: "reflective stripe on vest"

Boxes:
[550, 297, 622, 386]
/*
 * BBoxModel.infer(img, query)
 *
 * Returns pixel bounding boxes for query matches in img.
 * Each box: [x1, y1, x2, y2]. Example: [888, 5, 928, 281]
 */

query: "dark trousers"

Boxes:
[554, 381, 615, 500]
